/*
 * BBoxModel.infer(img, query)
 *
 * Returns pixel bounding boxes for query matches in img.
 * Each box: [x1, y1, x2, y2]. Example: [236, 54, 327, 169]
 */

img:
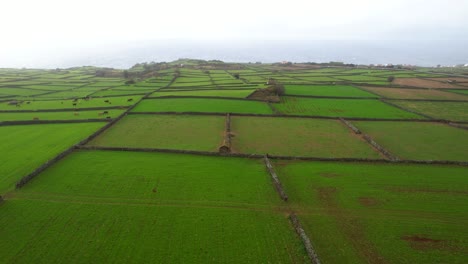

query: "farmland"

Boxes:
[88, 114, 225, 152]
[390, 101, 468, 121]
[354, 121, 468, 161]
[274, 161, 468, 264]
[0, 61, 467, 263]
[0, 123, 104, 193]
[274, 97, 422, 118]
[230, 116, 381, 158]
[284, 85, 377, 97]
[132, 98, 273, 114]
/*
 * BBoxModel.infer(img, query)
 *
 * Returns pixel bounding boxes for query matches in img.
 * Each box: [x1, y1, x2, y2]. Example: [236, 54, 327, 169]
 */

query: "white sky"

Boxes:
[1, 0, 467, 67]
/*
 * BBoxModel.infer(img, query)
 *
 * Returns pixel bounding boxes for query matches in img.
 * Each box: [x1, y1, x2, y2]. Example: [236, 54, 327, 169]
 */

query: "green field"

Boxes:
[390, 101, 468, 121]
[0, 123, 103, 193]
[284, 85, 377, 97]
[0, 96, 141, 110]
[0, 200, 306, 263]
[88, 115, 224, 151]
[132, 98, 273, 114]
[150, 89, 254, 98]
[0, 109, 124, 121]
[0, 150, 308, 262]
[1, 61, 468, 263]
[354, 121, 468, 161]
[274, 97, 422, 118]
[275, 161, 468, 263]
[231, 116, 381, 158]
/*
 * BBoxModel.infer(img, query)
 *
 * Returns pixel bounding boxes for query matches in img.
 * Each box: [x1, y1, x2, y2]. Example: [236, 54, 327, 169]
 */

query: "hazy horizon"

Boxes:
[1, 0, 468, 68]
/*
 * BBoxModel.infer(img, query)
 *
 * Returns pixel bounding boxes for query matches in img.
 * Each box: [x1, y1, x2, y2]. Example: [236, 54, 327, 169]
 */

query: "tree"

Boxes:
[387, 76, 395, 83]
[123, 70, 129, 79]
[233, 73, 240, 79]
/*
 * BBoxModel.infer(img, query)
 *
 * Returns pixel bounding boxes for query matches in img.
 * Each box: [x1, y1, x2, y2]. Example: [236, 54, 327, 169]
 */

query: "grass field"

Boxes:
[284, 85, 377, 97]
[0, 150, 308, 262]
[354, 121, 468, 161]
[88, 115, 224, 151]
[274, 97, 422, 119]
[231, 116, 381, 158]
[150, 89, 254, 98]
[0, 123, 103, 193]
[275, 160, 468, 264]
[0, 109, 124, 121]
[0, 96, 141, 110]
[132, 98, 273, 114]
[360, 87, 468, 100]
[390, 101, 468, 121]
[0, 200, 306, 263]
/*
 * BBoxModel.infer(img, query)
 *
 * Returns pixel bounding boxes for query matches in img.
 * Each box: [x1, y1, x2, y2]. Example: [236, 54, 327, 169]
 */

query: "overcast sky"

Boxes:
[1, 0, 467, 67]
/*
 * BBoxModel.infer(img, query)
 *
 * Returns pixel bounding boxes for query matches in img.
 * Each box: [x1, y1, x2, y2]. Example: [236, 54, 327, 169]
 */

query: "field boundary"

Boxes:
[218, 113, 232, 153]
[379, 99, 434, 119]
[290, 213, 321, 264]
[339, 118, 361, 134]
[264, 155, 288, 201]
[362, 134, 399, 161]
[128, 111, 450, 122]
[76, 146, 468, 165]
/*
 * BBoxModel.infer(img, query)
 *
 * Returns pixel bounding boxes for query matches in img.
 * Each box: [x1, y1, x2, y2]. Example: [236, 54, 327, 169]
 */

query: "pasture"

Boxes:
[274, 97, 422, 119]
[275, 160, 468, 264]
[353, 121, 468, 161]
[132, 98, 273, 114]
[284, 85, 377, 97]
[230, 116, 381, 158]
[88, 114, 225, 151]
[0, 122, 103, 193]
[0, 109, 124, 121]
[390, 101, 468, 121]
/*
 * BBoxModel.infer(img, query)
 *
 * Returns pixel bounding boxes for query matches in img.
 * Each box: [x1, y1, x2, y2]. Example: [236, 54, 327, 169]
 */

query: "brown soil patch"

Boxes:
[316, 187, 388, 264]
[358, 197, 381, 207]
[247, 89, 280, 102]
[319, 172, 341, 178]
[401, 235, 463, 252]
[393, 78, 462, 89]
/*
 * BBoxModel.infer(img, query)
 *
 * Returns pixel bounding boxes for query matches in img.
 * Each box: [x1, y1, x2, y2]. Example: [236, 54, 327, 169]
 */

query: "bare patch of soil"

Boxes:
[247, 89, 280, 102]
[401, 235, 463, 252]
[358, 197, 381, 207]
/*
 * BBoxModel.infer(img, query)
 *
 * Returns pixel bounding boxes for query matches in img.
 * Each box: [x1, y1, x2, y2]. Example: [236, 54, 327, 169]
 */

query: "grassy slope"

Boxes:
[231, 116, 381, 158]
[0, 123, 104, 193]
[275, 97, 421, 119]
[132, 98, 273, 114]
[275, 160, 468, 264]
[354, 121, 468, 161]
[88, 115, 224, 152]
